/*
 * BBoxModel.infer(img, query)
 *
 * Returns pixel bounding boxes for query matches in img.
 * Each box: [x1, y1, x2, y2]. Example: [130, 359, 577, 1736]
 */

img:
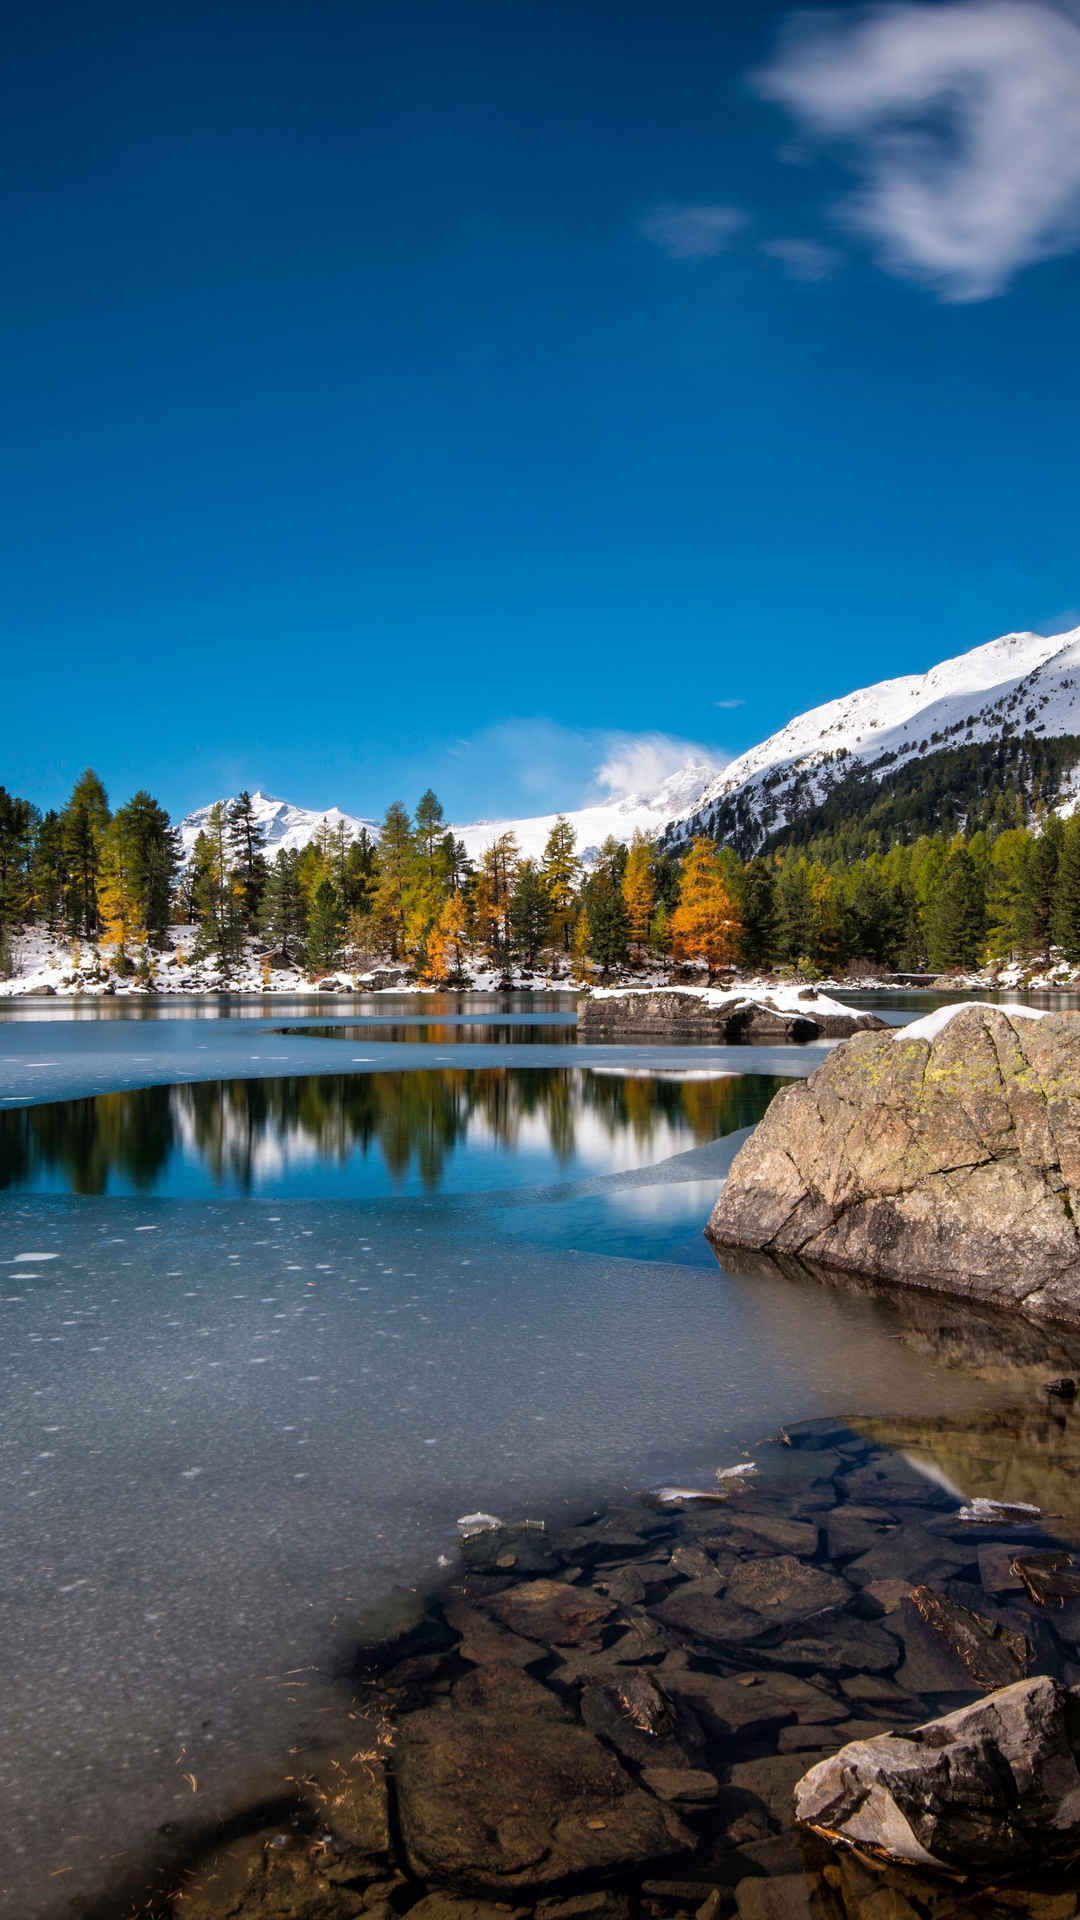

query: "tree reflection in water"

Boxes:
[0, 1069, 784, 1196]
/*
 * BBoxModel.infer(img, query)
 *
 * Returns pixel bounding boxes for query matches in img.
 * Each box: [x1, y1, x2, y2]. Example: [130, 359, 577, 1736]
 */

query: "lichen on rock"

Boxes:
[706, 1005, 1080, 1322]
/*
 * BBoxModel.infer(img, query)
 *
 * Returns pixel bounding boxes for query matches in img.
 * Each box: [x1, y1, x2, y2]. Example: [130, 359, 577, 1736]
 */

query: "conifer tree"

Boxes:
[62, 769, 110, 936]
[540, 817, 580, 951]
[509, 860, 548, 966]
[0, 786, 37, 933]
[424, 891, 469, 983]
[474, 833, 519, 968]
[738, 858, 777, 968]
[670, 839, 742, 973]
[97, 815, 146, 973]
[414, 789, 447, 882]
[192, 801, 243, 973]
[583, 870, 629, 977]
[306, 876, 344, 972]
[1053, 817, 1080, 962]
[926, 844, 985, 969]
[571, 905, 591, 981]
[1020, 817, 1062, 961]
[983, 828, 1031, 961]
[773, 858, 814, 963]
[621, 834, 655, 947]
[372, 802, 414, 958]
[112, 790, 178, 945]
[228, 792, 268, 929]
[259, 848, 306, 963]
[30, 809, 66, 930]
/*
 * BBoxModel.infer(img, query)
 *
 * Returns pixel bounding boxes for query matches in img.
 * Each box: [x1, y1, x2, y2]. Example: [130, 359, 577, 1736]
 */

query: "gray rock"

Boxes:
[794, 1674, 1080, 1873]
[395, 1664, 693, 1888]
[706, 1005, 1080, 1322]
[577, 989, 883, 1043]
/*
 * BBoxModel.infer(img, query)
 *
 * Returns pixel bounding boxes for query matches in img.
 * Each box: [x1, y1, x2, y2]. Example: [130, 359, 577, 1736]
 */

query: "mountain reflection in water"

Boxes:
[0, 1067, 783, 1198]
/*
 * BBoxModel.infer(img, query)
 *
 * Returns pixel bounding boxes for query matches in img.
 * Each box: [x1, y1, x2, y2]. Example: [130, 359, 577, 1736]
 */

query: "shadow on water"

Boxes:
[0, 1068, 783, 1198]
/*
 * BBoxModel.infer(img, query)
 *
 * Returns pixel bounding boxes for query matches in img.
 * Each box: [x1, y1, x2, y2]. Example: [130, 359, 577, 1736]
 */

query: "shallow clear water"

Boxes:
[0, 993, 1060, 1917]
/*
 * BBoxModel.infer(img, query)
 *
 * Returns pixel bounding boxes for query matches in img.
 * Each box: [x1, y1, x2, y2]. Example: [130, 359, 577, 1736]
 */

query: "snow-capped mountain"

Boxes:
[664, 622, 1080, 850]
[449, 758, 719, 863]
[178, 761, 720, 868]
[178, 790, 380, 864]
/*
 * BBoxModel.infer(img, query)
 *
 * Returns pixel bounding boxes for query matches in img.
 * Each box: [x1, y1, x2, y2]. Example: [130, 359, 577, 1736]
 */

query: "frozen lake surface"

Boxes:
[0, 999, 1029, 1916]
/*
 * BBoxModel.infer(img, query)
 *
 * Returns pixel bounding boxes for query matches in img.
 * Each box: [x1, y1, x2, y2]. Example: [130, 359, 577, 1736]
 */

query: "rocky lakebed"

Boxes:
[115, 1394, 1080, 1920]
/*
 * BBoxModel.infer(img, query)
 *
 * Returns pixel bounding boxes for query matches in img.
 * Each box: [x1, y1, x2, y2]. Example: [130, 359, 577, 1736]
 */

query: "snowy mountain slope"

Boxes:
[449, 759, 718, 863]
[179, 790, 380, 863]
[178, 761, 720, 868]
[664, 623, 1080, 849]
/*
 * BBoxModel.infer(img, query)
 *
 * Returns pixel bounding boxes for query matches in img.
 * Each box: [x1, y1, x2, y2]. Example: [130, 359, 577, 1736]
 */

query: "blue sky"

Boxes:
[5, 0, 1080, 825]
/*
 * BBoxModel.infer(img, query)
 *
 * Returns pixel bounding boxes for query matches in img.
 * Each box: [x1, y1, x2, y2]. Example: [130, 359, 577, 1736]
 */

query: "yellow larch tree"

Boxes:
[670, 838, 742, 974]
[422, 891, 469, 983]
[621, 833, 655, 946]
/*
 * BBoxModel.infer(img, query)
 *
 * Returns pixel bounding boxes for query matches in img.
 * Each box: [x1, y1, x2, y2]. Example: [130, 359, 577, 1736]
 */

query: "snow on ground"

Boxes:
[897, 1001, 1048, 1042]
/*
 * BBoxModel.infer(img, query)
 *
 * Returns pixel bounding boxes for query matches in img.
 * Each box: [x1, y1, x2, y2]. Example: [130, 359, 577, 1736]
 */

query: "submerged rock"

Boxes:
[394, 1664, 694, 1889]
[707, 1004, 1080, 1323]
[795, 1674, 1080, 1873]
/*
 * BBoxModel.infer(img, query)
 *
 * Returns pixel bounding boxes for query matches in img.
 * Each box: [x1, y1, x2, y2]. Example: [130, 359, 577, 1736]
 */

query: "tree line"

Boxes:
[5, 767, 1080, 981]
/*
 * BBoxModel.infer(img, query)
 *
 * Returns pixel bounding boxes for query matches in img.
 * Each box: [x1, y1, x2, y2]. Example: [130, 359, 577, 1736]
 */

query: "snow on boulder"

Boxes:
[577, 985, 885, 1043]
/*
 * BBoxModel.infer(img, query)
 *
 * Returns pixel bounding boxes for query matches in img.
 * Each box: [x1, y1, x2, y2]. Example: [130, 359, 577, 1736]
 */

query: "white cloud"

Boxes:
[760, 236, 841, 281]
[592, 732, 724, 800]
[640, 202, 747, 258]
[713, 697, 747, 710]
[754, 2, 1080, 300]
[432, 720, 726, 818]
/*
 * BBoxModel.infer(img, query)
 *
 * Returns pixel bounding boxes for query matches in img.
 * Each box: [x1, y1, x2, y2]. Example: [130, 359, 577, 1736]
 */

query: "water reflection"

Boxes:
[0, 1068, 783, 1199]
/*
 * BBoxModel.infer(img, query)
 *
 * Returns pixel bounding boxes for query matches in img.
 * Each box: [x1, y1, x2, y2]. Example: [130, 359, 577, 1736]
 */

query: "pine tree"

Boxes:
[1020, 817, 1062, 961]
[372, 802, 414, 958]
[583, 871, 629, 977]
[228, 792, 268, 929]
[61, 769, 110, 936]
[739, 858, 777, 968]
[983, 828, 1031, 961]
[306, 876, 344, 972]
[926, 844, 985, 969]
[192, 802, 243, 974]
[30, 808, 67, 931]
[414, 789, 447, 883]
[773, 859, 814, 964]
[259, 848, 306, 963]
[1053, 817, 1080, 962]
[474, 833, 519, 969]
[540, 817, 580, 951]
[0, 786, 37, 934]
[509, 860, 548, 966]
[112, 790, 179, 945]
[670, 839, 742, 973]
[621, 834, 655, 946]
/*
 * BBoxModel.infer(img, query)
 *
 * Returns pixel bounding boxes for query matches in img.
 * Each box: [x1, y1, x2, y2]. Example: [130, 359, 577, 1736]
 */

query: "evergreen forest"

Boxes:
[5, 745, 1080, 984]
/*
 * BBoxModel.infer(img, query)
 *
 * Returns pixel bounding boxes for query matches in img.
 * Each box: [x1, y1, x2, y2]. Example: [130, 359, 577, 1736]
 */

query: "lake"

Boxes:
[0, 990, 1069, 1916]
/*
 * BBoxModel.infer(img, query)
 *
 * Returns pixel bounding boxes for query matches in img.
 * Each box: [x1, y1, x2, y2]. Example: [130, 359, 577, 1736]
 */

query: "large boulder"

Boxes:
[706, 1004, 1080, 1322]
[577, 988, 883, 1043]
[794, 1674, 1080, 1873]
